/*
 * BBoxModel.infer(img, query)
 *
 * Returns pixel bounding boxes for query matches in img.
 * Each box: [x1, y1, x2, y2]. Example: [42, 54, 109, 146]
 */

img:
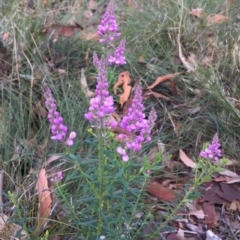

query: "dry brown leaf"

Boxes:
[111, 126, 131, 137]
[138, 56, 145, 63]
[189, 8, 203, 18]
[142, 90, 170, 101]
[121, 78, 140, 114]
[113, 71, 131, 94]
[203, 202, 218, 228]
[0, 215, 27, 239]
[119, 85, 131, 108]
[187, 53, 197, 68]
[0, 214, 8, 231]
[229, 200, 240, 212]
[2, 32, 10, 42]
[179, 149, 197, 168]
[176, 229, 185, 240]
[206, 230, 222, 240]
[88, 0, 97, 10]
[43, 0, 48, 6]
[147, 181, 175, 201]
[202, 181, 240, 204]
[43, 23, 83, 38]
[189, 209, 205, 219]
[46, 155, 62, 165]
[226, 176, 240, 184]
[19, 42, 25, 51]
[147, 73, 180, 90]
[36, 168, 52, 230]
[80, 68, 94, 98]
[81, 31, 99, 41]
[34, 100, 47, 118]
[147, 145, 160, 163]
[207, 14, 228, 24]
[166, 233, 180, 240]
[218, 169, 239, 177]
[213, 176, 228, 182]
[114, 71, 132, 108]
[190, 8, 228, 24]
[202, 56, 213, 68]
[55, 68, 67, 75]
[122, 97, 133, 115]
[127, 0, 133, 7]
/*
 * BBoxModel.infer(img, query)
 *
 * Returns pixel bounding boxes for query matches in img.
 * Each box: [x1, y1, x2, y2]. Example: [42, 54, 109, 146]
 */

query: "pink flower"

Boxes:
[51, 171, 63, 182]
[85, 54, 114, 124]
[66, 131, 77, 146]
[116, 86, 157, 161]
[43, 86, 76, 146]
[108, 39, 126, 66]
[200, 134, 222, 162]
[97, 2, 121, 44]
[116, 147, 129, 162]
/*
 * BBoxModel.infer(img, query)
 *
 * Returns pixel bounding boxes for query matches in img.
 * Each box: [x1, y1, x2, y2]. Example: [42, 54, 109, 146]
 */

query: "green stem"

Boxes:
[97, 125, 105, 236]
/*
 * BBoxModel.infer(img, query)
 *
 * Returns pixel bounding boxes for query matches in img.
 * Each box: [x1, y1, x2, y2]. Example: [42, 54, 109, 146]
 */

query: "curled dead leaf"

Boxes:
[202, 56, 213, 68]
[122, 98, 133, 115]
[113, 71, 132, 108]
[142, 89, 170, 101]
[34, 100, 47, 118]
[113, 71, 131, 94]
[36, 168, 52, 231]
[147, 73, 180, 90]
[203, 202, 218, 228]
[55, 68, 67, 75]
[147, 181, 175, 201]
[0, 214, 8, 231]
[190, 8, 228, 24]
[138, 56, 145, 63]
[88, 0, 97, 10]
[189, 209, 205, 219]
[43, 23, 83, 38]
[111, 126, 131, 137]
[207, 14, 228, 24]
[119, 85, 131, 108]
[229, 200, 240, 212]
[176, 229, 185, 240]
[80, 68, 94, 98]
[2, 32, 10, 42]
[218, 169, 239, 178]
[46, 155, 62, 165]
[81, 31, 99, 41]
[189, 8, 203, 18]
[226, 176, 240, 184]
[179, 149, 197, 168]
[187, 53, 197, 70]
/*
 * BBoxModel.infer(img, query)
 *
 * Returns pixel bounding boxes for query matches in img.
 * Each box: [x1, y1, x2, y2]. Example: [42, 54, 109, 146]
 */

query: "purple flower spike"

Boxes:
[116, 85, 157, 161]
[98, 2, 121, 44]
[200, 134, 222, 162]
[120, 85, 145, 133]
[85, 54, 114, 123]
[108, 39, 126, 66]
[43, 86, 76, 146]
